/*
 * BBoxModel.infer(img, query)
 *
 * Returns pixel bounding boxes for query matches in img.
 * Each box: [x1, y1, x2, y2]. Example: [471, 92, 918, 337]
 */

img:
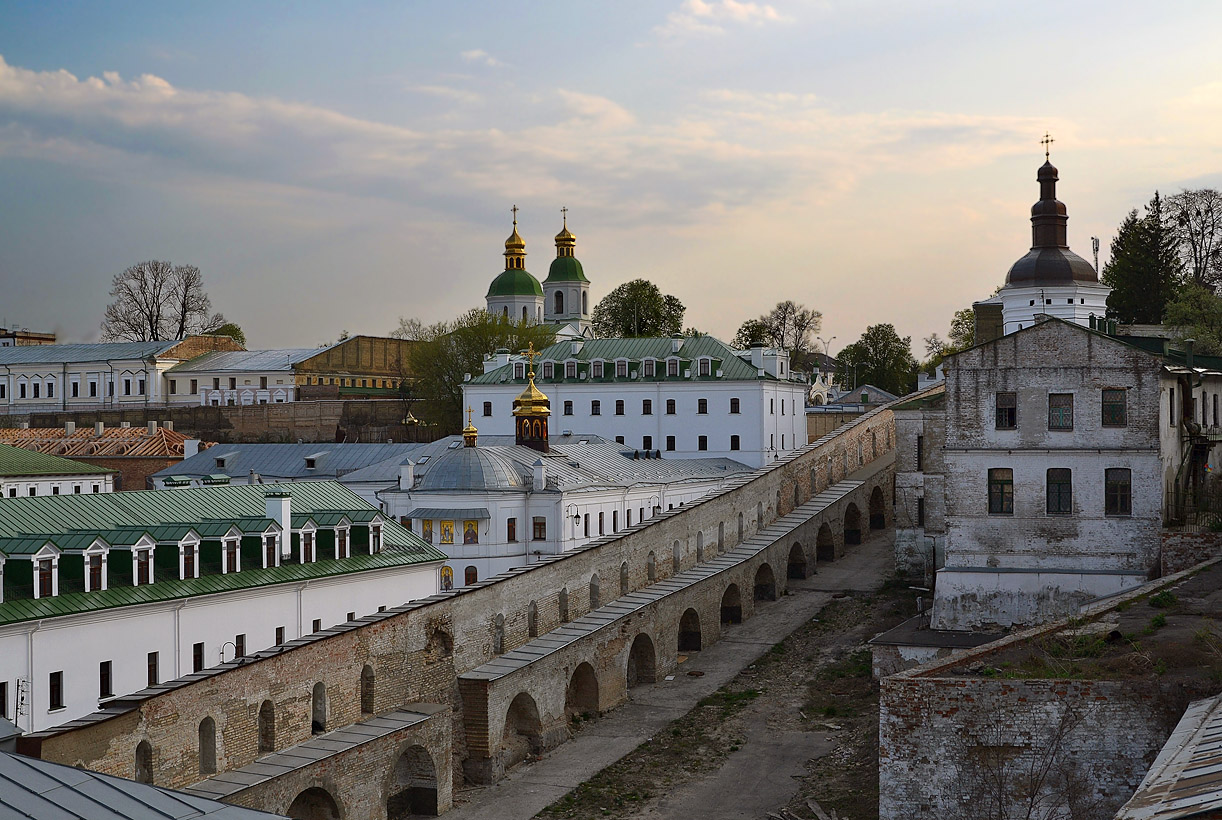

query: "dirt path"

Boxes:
[445, 531, 899, 820]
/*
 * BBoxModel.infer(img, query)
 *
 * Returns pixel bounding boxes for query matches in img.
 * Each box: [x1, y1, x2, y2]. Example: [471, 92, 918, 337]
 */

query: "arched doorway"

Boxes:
[816, 522, 835, 561]
[528, 601, 539, 638]
[258, 700, 275, 753]
[386, 744, 438, 818]
[589, 574, 600, 610]
[626, 633, 656, 688]
[198, 716, 216, 775]
[620, 561, 629, 595]
[312, 682, 327, 735]
[287, 787, 342, 820]
[787, 543, 807, 579]
[754, 564, 776, 602]
[647, 552, 656, 582]
[502, 692, 543, 770]
[360, 666, 375, 715]
[869, 486, 886, 530]
[720, 584, 743, 625]
[566, 662, 599, 718]
[678, 608, 702, 652]
[844, 504, 862, 545]
[134, 740, 152, 784]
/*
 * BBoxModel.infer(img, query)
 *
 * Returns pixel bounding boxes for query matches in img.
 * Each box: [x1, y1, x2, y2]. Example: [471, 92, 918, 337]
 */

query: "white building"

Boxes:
[0, 482, 443, 733]
[357, 428, 750, 586]
[164, 349, 314, 406]
[463, 336, 807, 468]
[0, 443, 116, 498]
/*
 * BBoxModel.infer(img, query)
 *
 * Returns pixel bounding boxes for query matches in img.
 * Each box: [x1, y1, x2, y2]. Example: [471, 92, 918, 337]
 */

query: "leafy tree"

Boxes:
[1167, 188, 1222, 288]
[210, 322, 246, 347]
[101, 260, 225, 341]
[733, 319, 770, 348]
[1164, 283, 1222, 354]
[591, 279, 685, 337]
[922, 307, 976, 376]
[404, 308, 556, 428]
[1103, 193, 1182, 324]
[834, 324, 918, 397]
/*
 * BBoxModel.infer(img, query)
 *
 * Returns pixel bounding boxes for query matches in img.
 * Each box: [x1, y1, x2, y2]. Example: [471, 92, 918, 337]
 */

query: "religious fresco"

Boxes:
[440, 520, 455, 544]
[421, 520, 432, 544]
[464, 520, 479, 544]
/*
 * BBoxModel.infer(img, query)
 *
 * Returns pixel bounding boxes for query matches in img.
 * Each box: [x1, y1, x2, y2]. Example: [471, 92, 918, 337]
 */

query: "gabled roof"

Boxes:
[153, 443, 424, 482]
[168, 348, 326, 373]
[0, 340, 184, 366]
[0, 443, 115, 478]
[0, 427, 198, 459]
[0, 748, 286, 820]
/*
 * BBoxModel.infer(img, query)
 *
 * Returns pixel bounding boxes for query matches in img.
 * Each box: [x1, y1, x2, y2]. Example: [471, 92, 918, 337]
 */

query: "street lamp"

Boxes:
[816, 336, 836, 380]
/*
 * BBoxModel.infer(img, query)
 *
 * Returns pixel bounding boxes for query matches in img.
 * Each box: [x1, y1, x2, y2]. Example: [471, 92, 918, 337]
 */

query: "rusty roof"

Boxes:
[0, 427, 210, 459]
[1116, 694, 1222, 819]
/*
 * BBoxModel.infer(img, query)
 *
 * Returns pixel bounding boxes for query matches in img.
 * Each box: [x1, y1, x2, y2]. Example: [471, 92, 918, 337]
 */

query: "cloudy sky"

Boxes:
[1, 1, 1220, 354]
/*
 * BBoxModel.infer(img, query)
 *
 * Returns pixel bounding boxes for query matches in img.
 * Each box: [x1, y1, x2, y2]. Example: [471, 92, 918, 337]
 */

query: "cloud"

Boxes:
[654, 0, 786, 38]
[459, 49, 501, 67]
[405, 84, 482, 105]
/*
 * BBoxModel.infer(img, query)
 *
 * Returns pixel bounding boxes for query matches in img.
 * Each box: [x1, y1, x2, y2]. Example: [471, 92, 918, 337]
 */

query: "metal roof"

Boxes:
[0, 443, 114, 478]
[153, 443, 423, 482]
[1115, 694, 1222, 819]
[0, 427, 197, 459]
[404, 507, 490, 520]
[168, 348, 324, 373]
[0, 340, 183, 366]
[0, 749, 285, 820]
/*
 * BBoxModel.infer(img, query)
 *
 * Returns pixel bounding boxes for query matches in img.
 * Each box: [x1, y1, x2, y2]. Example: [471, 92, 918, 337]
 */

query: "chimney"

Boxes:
[571, 339, 583, 356]
[148, 421, 158, 436]
[18, 422, 28, 429]
[399, 459, 415, 491]
[532, 458, 546, 490]
[120, 421, 130, 428]
[163, 420, 174, 432]
[94, 421, 105, 437]
[64, 421, 75, 435]
[183, 439, 201, 458]
[671, 334, 683, 354]
[749, 343, 765, 370]
[264, 489, 292, 558]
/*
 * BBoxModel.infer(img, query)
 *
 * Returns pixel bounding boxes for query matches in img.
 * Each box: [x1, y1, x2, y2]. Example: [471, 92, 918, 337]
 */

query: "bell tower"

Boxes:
[512, 343, 551, 453]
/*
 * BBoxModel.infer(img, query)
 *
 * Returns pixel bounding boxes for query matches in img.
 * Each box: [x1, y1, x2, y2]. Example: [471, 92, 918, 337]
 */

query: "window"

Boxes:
[566, 361, 577, 378]
[666, 435, 676, 451]
[643, 435, 653, 450]
[917, 497, 925, 527]
[33, 382, 40, 398]
[615, 435, 625, 444]
[730, 397, 740, 414]
[0, 682, 6, 719]
[507, 517, 517, 542]
[996, 392, 1017, 429]
[532, 516, 547, 540]
[18, 383, 25, 399]
[612, 511, 618, 532]
[260, 376, 267, 389]
[699, 358, 711, 376]
[591, 400, 601, 416]
[138, 378, 145, 395]
[71, 381, 79, 397]
[584, 514, 590, 537]
[123, 379, 132, 396]
[99, 660, 113, 698]
[666, 399, 676, 415]
[312, 618, 322, 633]
[1048, 393, 1073, 430]
[1102, 389, 1127, 427]
[593, 361, 604, 378]
[615, 399, 625, 415]
[564, 400, 573, 415]
[988, 468, 1014, 514]
[301, 530, 315, 561]
[916, 435, 924, 471]
[667, 359, 679, 377]
[599, 512, 605, 535]
[698, 398, 708, 414]
[169, 379, 177, 395]
[223, 540, 239, 573]
[483, 401, 492, 417]
[698, 435, 707, 451]
[514, 363, 525, 379]
[543, 362, 553, 379]
[147, 652, 159, 686]
[86, 381, 96, 398]
[1169, 387, 1176, 426]
[193, 643, 205, 673]
[49, 671, 64, 710]
[36, 558, 52, 597]
[213, 377, 221, 390]
[730, 435, 740, 451]
[616, 360, 627, 377]
[235, 634, 246, 657]
[137, 550, 151, 585]
[770, 398, 775, 414]
[643, 399, 652, 415]
[88, 554, 103, 591]
[1046, 468, 1072, 514]
[108, 380, 115, 397]
[1106, 468, 1132, 516]
[644, 359, 655, 377]
[276, 626, 286, 645]
[190, 379, 198, 394]
[263, 536, 276, 568]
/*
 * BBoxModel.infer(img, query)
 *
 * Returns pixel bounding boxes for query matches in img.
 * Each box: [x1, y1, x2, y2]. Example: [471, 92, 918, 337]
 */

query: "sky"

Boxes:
[1, 1, 1221, 356]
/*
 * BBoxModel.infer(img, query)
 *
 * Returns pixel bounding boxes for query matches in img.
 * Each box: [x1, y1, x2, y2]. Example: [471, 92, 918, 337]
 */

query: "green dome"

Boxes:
[544, 256, 589, 283]
[487, 268, 543, 298]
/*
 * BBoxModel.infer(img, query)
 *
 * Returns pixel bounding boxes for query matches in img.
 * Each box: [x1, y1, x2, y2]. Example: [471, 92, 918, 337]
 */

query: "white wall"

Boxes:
[1, 473, 114, 499]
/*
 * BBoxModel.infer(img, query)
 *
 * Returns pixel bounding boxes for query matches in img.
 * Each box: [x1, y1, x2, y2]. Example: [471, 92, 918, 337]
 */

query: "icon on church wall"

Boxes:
[463, 520, 479, 544]
[421, 520, 433, 544]
[440, 566, 454, 591]
[440, 520, 455, 544]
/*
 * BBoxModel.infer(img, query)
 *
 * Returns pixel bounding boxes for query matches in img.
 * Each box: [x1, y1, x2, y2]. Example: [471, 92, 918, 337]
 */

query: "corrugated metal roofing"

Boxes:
[0, 340, 182, 366]
[1115, 694, 1222, 819]
[0, 749, 286, 819]
[167, 348, 324, 373]
[153, 443, 423, 482]
[405, 507, 490, 520]
[0, 427, 197, 459]
[0, 443, 114, 477]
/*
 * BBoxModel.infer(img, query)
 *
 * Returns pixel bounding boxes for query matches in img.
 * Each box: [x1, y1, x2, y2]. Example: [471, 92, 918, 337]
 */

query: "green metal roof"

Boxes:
[469, 334, 774, 384]
[0, 546, 438, 627]
[0, 443, 114, 478]
[486, 267, 544, 298]
[544, 256, 588, 283]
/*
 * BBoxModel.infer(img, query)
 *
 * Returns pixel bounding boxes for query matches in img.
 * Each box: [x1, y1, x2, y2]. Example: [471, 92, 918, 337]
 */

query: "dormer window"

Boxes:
[370, 523, 382, 554]
[223, 539, 240, 574]
[565, 360, 577, 378]
[336, 527, 350, 559]
[699, 358, 711, 377]
[616, 360, 628, 378]
[667, 359, 679, 377]
[215, 457, 226, 469]
[182, 543, 198, 579]
[592, 361, 604, 378]
[644, 359, 655, 378]
[514, 362, 525, 379]
[543, 362, 554, 379]
[35, 556, 57, 598]
[135, 549, 152, 586]
[305, 457, 316, 469]
[301, 530, 315, 563]
[87, 552, 105, 592]
[263, 534, 278, 568]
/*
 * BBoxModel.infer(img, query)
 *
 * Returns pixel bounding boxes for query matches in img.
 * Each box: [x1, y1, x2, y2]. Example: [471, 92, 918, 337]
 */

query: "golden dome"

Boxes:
[512, 343, 551, 417]
[554, 207, 576, 257]
[462, 406, 479, 447]
[503, 205, 527, 270]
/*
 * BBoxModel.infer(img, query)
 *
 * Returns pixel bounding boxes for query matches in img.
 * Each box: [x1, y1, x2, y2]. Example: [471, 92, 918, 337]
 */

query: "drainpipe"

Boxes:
[25, 619, 42, 733]
[61, 362, 67, 412]
[173, 599, 186, 680]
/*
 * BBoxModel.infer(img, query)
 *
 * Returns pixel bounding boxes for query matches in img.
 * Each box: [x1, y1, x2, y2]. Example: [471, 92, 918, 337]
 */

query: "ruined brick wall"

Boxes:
[162, 336, 247, 360]
[1161, 530, 1222, 575]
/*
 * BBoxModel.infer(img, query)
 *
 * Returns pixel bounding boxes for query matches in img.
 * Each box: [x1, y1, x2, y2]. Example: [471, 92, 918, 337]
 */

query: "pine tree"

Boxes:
[1103, 193, 1182, 324]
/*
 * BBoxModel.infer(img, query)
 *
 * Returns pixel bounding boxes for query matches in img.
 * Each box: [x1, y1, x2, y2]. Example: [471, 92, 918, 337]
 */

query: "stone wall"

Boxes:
[1161, 530, 1222, 575]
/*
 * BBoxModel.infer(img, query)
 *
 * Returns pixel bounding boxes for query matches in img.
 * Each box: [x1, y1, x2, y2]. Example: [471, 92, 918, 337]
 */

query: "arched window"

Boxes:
[737, 512, 744, 542]
[696, 531, 704, 562]
[582, 291, 588, 314]
[465, 566, 478, 585]
[503, 306, 508, 317]
[559, 587, 570, 622]
[620, 561, 629, 595]
[647, 552, 656, 582]
[258, 700, 275, 754]
[134, 740, 153, 784]
[528, 601, 538, 637]
[198, 717, 217, 774]
[311, 683, 326, 735]
[494, 613, 505, 653]
[672, 540, 681, 574]
[360, 666, 375, 714]
[555, 291, 564, 315]
[522, 306, 528, 322]
[589, 574, 600, 610]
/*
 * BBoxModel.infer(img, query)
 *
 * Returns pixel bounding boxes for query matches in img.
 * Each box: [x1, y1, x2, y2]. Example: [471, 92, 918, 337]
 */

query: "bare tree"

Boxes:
[761, 300, 822, 353]
[101, 260, 225, 341]
[1168, 189, 1222, 288]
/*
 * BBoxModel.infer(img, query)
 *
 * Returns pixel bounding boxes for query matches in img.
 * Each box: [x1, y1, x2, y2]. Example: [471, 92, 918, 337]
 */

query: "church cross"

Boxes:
[466, 406, 474, 425]
[522, 342, 537, 379]
[511, 204, 519, 226]
[560, 205, 568, 228]
[1041, 132, 1054, 159]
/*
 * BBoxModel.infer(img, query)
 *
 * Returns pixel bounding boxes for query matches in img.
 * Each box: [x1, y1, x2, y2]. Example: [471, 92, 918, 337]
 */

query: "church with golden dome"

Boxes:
[485, 206, 592, 338]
